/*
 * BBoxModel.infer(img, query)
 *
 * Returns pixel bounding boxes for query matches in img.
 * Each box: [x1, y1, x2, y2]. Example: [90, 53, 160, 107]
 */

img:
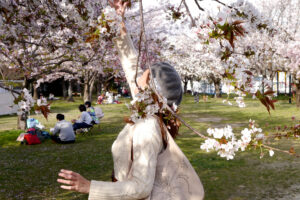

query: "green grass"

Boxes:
[0, 96, 300, 200]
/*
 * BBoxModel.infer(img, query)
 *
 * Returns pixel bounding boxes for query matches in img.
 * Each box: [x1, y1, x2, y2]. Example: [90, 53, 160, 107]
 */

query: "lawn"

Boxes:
[0, 95, 300, 200]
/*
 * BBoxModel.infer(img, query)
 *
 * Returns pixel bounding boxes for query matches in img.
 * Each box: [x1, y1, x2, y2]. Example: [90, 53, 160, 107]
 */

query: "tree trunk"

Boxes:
[183, 77, 188, 94]
[33, 82, 38, 100]
[89, 78, 96, 102]
[276, 71, 279, 96]
[83, 81, 90, 102]
[23, 77, 28, 88]
[190, 79, 194, 94]
[17, 112, 27, 130]
[67, 80, 74, 102]
[211, 77, 222, 98]
[214, 79, 222, 98]
[62, 79, 67, 99]
[296, 83, 300, 108]
[262, 75, 266, 94]
[269, 72, 275, 91]
[97, 74, 103, 96]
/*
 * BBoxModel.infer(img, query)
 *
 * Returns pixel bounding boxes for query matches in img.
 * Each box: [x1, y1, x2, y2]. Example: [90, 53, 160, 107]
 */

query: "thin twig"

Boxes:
[183, 0, 196, 27]
[178, 0, 184, 9]
[194, 0, 205, 11]
[262, 144, 300, 157]
[134, 0, 145, 90]
[0, 84, 21, 95]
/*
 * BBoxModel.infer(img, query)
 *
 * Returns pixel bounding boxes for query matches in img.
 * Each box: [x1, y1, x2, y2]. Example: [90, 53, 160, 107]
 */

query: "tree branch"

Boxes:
[194, 0, 205, 11]
[135, 0, 146, 90]
[184, 0, 196, 27]
[0, 84, 21, 95]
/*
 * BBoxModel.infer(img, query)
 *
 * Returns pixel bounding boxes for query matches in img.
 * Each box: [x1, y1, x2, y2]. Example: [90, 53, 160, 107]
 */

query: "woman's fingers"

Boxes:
[122, 1, 129, 11]
[60, 185, 76, 190]
[60, 169, 76, 175]
[58, 169, 91, 193]
[57, 178, 74, 185]
[58, 172, 74, 180]
[58, 170, 78, 180]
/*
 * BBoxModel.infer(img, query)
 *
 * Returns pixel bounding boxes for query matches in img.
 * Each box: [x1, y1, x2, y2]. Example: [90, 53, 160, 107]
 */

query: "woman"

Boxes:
[57, 1, 204, 199]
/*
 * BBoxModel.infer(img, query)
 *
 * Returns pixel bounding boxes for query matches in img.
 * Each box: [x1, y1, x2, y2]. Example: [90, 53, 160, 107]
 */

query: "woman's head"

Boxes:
[138, 62, 183, 107]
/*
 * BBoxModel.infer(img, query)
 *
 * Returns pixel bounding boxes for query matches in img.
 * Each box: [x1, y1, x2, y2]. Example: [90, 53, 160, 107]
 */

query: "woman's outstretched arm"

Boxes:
[110, 0, 143, 99]
[113, 33, 143, 99]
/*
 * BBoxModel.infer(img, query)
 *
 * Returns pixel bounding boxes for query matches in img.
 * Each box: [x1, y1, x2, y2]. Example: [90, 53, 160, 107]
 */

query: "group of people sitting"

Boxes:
[50, 101, 103, 144]
[97, 92, 122, 104]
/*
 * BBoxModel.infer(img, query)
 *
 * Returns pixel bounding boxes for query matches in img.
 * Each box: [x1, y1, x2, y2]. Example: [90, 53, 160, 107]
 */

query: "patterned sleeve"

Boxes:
[113, 34, 143, 99]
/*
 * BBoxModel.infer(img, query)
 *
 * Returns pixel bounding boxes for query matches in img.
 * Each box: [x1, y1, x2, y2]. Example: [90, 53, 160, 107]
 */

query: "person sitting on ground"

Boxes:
[106, 92, 114, 104]
[97, 94, 105, 104]
[50, 114, 75, 144]
[84, 101, 99, 124]
[37, 94, 48, 106]
[72, 104, 93, 131]
[49, 93, 55, 100]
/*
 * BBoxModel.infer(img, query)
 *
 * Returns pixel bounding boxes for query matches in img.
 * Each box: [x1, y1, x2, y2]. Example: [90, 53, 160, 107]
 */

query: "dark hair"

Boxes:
[84, 101, 91, 107]
[56, 114, 65, 121]
[79, 104, 86, 112]
[157, 110, 180, 149]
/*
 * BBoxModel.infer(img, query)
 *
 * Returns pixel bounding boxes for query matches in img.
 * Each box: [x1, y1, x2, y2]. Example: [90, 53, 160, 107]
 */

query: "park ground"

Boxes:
[0, 95, 300, 200]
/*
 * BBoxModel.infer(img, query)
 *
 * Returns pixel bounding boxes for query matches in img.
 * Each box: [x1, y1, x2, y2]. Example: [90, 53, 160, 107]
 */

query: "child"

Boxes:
[72, 105, 93, 131]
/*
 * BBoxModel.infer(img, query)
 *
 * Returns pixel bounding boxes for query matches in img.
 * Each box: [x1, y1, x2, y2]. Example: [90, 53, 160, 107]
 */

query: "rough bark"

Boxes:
[97, 74, 103, 96]
[62, 79, 67, 99]
[296, 83, 300, 108]
[33, 82, 38, 100]
[89, 78, 96, 102]
[17, 113, 27, 130]
[67, 80, 74, 102]
[262, 75, 266, 94]
[83, 72, 97, 102]
[183, 77, 188, 94]
[23, 77, 28, 88]
[211, 76, 222, 98]
[190, 79, 194, 94]
[83, 81, 90, 102]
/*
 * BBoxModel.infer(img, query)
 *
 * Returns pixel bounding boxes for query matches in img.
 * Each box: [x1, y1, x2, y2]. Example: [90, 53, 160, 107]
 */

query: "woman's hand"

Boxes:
[57, 169, 91, 194]
[108, 0, 129, 35]
[108, 0, 129, 18]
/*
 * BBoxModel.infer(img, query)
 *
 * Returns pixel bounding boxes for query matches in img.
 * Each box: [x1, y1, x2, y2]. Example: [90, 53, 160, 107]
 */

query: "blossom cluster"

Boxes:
[127, 88, 159, 123]
[17, 88, 35, 115]
[96, 7, 122, 38]
[200, 119, 273, 160]
[127, 87, 177, 123]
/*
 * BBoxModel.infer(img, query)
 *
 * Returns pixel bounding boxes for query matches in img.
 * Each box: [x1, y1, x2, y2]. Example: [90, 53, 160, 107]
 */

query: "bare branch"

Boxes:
[194, 0, 205, 11]
[0, 84, 21, 95]
[183, 0, 196, 27]
[135, 0, 147, 90]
